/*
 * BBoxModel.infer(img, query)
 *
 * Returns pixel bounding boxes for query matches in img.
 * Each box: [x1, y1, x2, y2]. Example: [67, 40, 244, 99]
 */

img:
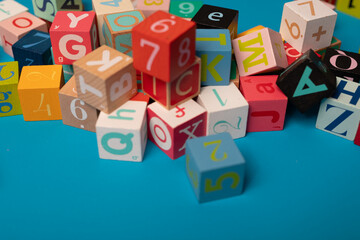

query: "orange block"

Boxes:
[237, 25, 265, 38]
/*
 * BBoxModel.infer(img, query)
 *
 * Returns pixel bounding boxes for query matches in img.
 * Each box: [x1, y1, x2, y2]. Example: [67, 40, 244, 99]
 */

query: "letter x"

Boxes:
[178, 119, 203, 151]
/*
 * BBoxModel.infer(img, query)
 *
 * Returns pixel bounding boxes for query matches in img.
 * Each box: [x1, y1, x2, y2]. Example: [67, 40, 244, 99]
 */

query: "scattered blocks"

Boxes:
[17, 65, 64, 121]
[336, 0, 360, 19]
[137, 0, 170, 18]
[96, 100, 148, 162]
[169, 0, 203, 19]
[185, 132, 246, 203]
[32, 0, 84, 22]
[0, 61, 22, 117]
[0, 0, 28, 22]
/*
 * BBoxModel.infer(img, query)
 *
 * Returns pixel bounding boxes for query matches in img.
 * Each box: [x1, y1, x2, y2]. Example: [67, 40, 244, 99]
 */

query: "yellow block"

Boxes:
[336, 0, 360, 19]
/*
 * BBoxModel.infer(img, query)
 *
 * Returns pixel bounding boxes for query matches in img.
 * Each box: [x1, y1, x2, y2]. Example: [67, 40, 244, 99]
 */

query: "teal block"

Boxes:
[185, 132, 246, 203]
[169, 0, 203, 19]
[106, 11, 144, 32]
[115, 33, 132, 57]
[103, 23, 113, 47]
[196, 29, 232, 86]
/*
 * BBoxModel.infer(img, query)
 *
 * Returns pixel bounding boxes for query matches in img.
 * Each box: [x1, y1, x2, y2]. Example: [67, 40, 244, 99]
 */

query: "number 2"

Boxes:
[203, 140, 228, 162]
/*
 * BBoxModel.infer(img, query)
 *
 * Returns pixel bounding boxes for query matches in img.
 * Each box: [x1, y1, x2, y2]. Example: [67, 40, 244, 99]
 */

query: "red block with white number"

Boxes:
[240, 75, 288, 132]
[147, 99, 206, 160]
[50, 11, 99, 65]
[132, 11, 196, 82]
[0, 12, 48, 57]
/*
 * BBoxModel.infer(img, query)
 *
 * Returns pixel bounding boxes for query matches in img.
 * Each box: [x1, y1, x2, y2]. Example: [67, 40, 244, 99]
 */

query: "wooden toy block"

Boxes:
[196, 29, 232, 86]
[130, 91, 150, 103]
[284, 41, 322, 66]
[240, 75, 288, 132]
[142, 56, 201, 109]
[103, 10, 145, 57]
[0, 0, 28, 22]
[137, 0, 170, 18]
[237, 25, 265, 38]
[185, 132, 246, 203]
[191, 4, 238, 40]
[12, 30, 52, 71]
[17, 65, 64, 121]
[322, 48, 360, 83]
[315, 36, 341, 57]
[197, 83, 248, 139]
[96, 100, 148, 162]
[92, 0, 134, 45]
[59, 76, 99, 132]
[321, 0, 336, 9]
[131, 0, 138, 8]
[50, 11, 99, 65]
[0, 61, 22, 117]
[169, 0, 203, 19]
[336, 0, 360, 19]
[230, 59, 239, 88]
[233, 28, 287, 77]
[0, 12, 48, 57]
[316, 77, 360, 140]
[280, 0, 337, 53]
[132, 11, 196, 82]
[147, 99, 206, 160]
[277, 49, 336, 113]
[73, 45, 137, 114]
[354, 122, 360, 146]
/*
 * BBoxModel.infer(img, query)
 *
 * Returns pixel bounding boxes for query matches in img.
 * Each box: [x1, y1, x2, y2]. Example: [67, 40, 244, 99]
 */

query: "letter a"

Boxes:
[293, 66, 328, 97]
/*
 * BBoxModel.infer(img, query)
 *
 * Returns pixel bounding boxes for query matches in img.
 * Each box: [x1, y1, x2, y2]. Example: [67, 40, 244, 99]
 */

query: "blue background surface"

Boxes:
[1, 0, 360, 239]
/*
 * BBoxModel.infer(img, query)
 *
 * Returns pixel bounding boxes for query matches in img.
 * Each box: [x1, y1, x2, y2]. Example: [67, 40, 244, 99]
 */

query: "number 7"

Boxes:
[298, 1, 315, 16]
[140, 39, 160, 71]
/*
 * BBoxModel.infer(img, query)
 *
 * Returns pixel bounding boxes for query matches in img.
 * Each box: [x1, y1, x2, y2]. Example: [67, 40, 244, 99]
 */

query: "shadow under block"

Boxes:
[316, 77, 360, 141]
[96, 100, 148, 162]
[0, 12, 48, 57]
[197, 83, 249, 139]
[0, 0, 28, 22]
[191, 4, 238, 40]
[0, 61, 22, 117]
[240, 75, 288, 132]
[17, 65, 64, 121]
[132, 11, 196, 83]
[92, 0, 134, 45]
[32, 0, 84, 22]
[73, 45, 137, 114]
[59, 76, 99, 132]
[185, 132, 246, 203]
[103, 10, 145, 57]
[137, 0, 170, 18]
[50, 11, 99, 65]
[336, 0, 360, 19]
[169, 0, 203, 19]
[230, 59, 239, 88]
[279, 0, 337, 53]
[147, 99, 207, 160]
[355, 122, 360, 146]
[276, 49, 336, 113]
[322, 48, 360, 83]
[195, 29, 232, 86]
[232, 28, 287, 77]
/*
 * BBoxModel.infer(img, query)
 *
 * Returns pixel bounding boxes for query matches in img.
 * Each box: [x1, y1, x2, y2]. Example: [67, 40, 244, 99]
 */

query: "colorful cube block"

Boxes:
[0, 0, 28, 22]
[32, 0, 84, 22]
[169, 0, 203, 19]
[137, 0, 170, 18]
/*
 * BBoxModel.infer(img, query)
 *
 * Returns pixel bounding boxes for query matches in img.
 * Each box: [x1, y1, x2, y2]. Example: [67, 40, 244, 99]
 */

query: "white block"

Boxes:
[0, 0, 28, 22]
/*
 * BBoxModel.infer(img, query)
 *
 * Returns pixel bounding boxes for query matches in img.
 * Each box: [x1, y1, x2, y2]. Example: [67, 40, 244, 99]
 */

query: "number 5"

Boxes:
[205, 172, 240, 193]
[140, 39, 160, 71]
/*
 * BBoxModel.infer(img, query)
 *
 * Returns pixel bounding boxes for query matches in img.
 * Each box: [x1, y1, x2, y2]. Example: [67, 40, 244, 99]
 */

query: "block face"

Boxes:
[336, 0, 360, 19]
[0, 0, 28, 22]
[169, 0, 203, 19]
[185, 132, 246, 203]
[284, 42, 302, 66]
[197, 83, 249, 139]
[132, 11, 196, 82]
[137, 0, 170, 18]
[196, 29, 232, 86]
[32, 0, 57, 22]
[279, 0, 337, 53]
[96, 100, 148, 162]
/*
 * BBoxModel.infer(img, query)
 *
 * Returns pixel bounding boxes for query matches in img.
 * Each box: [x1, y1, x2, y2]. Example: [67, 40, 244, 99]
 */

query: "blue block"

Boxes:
[185, 132, 246, 203]
[195, 29, 232, 86]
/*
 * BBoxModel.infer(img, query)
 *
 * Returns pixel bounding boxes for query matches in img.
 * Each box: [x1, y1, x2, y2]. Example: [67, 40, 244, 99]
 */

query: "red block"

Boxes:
[132, 11, 196, 82]
[50, 11, 99, 65]
[284, 42, 321, 66]
[240, 75, 288, 132]
[355, 122, 360, 146]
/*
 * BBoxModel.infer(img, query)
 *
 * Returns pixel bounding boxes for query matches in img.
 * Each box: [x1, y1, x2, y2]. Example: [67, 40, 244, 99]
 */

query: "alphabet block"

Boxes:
[240, 75, 288, 132]
[0, 61, 22, 117]
[92, 0, 134, 45]
[50, 11, 99, 65]
[142, 57, 201, 109]
[17, 65, 64, 121]
[316, 77, 360, 140]
[0, 0, 28, 22]
[276, 49, 336, 113]
[197, 83, 248, 139]
[96, 100, 148, 162]
[0, 12, 48, 57]
[191, 4, 238, 40]
[32, 0, 84, 22]
[336, 0, 360, 19]
[196, 29, 232, 86]
[354, 122, 360, 146]
[169, 0, 203, 19]
[185, 132, 246, 203]
[103, 10, 145, 57]
[232, 28, 287, 77]
[322, 48, 360, 83]
[315, 36, 341, 57]
[147, 99, 206, 160]
[59, 77, 99, 132]
[280, 0, 337, 53]
[132, 11, 196, 82]
[284, 41, 322, 66]
[73, 45, 137, 114]
[137, 0, 170, 18]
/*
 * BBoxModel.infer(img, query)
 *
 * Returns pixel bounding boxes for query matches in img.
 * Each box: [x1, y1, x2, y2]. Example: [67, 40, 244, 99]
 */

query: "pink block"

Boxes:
[0, 12, 48, 57]
[137, 0, 170, 18]
[240, 75, 288, 132]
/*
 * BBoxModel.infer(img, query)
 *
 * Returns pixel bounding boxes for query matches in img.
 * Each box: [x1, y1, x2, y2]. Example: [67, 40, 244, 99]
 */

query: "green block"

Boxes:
[170, 0, 203, 19]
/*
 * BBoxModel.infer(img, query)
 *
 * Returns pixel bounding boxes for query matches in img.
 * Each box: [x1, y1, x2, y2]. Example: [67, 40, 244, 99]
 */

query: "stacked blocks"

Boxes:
[137, 0, 170, 18]
[32, 0, 84, 22]
[186, 132, 246, 203]
[240, 75, 288, 132]
[0, 61, 22, 117]
[169, 0, 203, 19]
[336, 0, 360, 19]
[197, 83, 249, 139]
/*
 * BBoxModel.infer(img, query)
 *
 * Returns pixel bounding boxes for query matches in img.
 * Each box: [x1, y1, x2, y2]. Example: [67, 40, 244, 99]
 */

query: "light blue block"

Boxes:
[185, 132, 246, 203]
[196, 29, 232, 86]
